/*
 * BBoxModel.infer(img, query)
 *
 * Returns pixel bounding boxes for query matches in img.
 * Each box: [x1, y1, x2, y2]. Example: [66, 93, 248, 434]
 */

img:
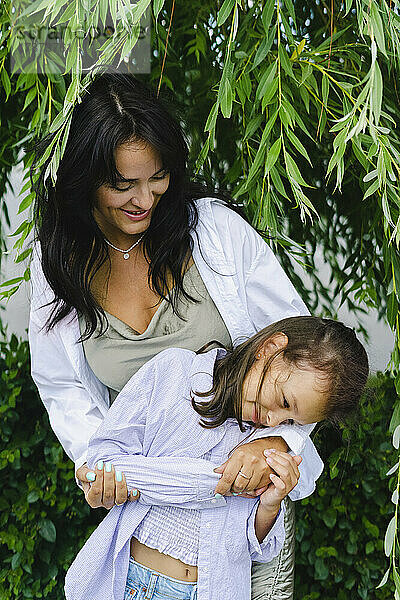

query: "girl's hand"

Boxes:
[76, 462, 140, 509]
[213, 437, 288, 495]
[259, 451, 302, 509]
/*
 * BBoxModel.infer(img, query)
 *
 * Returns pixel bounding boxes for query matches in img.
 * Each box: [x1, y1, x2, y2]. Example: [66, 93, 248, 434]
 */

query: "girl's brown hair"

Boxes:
[192, 316, 369, 430]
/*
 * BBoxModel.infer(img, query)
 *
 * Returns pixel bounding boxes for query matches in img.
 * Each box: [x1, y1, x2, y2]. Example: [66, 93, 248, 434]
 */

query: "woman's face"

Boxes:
[241, 336, 328, 427]
[93, 141, 170, 243]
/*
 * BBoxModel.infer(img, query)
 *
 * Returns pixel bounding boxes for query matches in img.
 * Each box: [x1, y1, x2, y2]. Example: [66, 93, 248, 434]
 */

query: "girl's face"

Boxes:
[241, 334, 328, 427]
[93, 140, 170, 244]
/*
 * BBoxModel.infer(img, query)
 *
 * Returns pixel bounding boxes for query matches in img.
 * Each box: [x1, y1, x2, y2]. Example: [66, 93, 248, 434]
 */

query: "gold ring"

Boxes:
[115, 501, 125, 506]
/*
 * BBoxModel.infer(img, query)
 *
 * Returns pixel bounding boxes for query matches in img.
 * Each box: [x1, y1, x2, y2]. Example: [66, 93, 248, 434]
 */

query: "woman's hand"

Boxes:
[76, 462, 140, 509]
[213, 437, 289, 495]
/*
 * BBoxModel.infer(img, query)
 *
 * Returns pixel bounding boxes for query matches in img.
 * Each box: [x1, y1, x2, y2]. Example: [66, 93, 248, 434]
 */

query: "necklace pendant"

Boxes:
[123, 253, 129, 260]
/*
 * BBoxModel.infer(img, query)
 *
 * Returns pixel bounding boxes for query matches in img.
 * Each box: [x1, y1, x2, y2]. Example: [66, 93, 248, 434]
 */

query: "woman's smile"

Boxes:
[120, 207, 152, 222]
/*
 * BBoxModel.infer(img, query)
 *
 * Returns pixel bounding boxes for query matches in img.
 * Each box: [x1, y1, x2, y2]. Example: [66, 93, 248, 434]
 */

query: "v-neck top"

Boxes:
[79, 262, 232, 404]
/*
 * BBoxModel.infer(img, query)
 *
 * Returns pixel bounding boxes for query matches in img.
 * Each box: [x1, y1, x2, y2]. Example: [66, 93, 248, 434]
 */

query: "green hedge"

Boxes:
[0, 335, 396, 598]
[295, 374, 397, 599]
[0, 336, 104, 599]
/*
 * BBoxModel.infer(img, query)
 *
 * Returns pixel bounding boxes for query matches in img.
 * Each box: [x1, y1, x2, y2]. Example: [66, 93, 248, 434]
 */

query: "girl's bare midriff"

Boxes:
[130, 537, 198, 582]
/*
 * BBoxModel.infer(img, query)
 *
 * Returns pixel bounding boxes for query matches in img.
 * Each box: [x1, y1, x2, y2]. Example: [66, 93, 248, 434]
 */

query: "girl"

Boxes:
[65, 316, 368, 600]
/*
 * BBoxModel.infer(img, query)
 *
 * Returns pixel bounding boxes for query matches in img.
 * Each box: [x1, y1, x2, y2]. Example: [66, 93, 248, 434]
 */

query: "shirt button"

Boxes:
[206, 523, 211, 529]
[211, 498, 217, 504]
[204, 567, 209, 572]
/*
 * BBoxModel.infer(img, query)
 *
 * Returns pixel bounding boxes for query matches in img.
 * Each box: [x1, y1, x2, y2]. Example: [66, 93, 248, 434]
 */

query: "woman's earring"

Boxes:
[256, 352, 262, 359]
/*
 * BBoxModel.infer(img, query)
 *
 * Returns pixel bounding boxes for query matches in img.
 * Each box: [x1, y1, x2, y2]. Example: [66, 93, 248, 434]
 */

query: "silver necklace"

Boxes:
[104, 234, 145, 259]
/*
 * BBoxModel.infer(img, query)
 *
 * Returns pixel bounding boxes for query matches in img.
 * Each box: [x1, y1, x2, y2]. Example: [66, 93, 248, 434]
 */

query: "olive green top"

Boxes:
[79, 263, 232, 404]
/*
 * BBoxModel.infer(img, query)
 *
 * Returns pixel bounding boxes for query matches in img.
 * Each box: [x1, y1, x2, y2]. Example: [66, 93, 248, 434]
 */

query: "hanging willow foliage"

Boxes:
[1, 0, 400, 594]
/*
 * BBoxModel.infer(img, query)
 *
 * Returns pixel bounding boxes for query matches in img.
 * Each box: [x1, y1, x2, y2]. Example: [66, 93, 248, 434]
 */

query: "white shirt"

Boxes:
[29, 197, 323, 496]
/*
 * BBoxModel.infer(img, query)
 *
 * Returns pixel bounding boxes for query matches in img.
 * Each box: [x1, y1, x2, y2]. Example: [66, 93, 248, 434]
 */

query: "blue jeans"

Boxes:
[124, 557, 198, 600]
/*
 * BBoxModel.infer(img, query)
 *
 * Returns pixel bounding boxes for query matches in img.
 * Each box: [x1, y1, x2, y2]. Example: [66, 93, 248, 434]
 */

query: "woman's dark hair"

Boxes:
[31, 73, 232, 339]
[192, 316, 369, 429]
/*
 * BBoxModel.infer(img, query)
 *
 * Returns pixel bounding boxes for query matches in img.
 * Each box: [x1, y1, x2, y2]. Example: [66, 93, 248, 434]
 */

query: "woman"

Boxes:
[29, 73, 323, 598]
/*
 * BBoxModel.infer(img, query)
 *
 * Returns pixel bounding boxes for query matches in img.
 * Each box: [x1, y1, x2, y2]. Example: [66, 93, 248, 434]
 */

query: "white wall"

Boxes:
[0, 164, 394, 371]
[1, 163, 30, 339]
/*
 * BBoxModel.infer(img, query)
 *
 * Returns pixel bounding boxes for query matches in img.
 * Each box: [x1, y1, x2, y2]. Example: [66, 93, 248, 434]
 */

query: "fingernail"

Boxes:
[86, 472, 96, 482]
[105, 462, 112, 472]
[116, 471, 122, 482]
[214, 493, 223, 499]
[264, 449, 275, 456]
[131, 489, 138, 497]
[97, 460, 103, 470]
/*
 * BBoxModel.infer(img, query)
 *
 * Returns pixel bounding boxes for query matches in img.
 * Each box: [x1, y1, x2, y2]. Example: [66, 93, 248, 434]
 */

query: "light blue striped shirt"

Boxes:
[65, 348, 306, 600]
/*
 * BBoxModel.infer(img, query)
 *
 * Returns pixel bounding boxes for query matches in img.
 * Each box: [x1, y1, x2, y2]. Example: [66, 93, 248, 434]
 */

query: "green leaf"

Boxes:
[27, 491, 39, 503]
[15, 248, 33, 264]
[23, 87, 37, 112]
[153, 0, 165, 21]
[322, 508, 337, 528]
[1, 69, 11, 101]
[291, 39, 306, 60]
[261, 79, 278, 108]
[195, 136, 210, 171]
[220, 76, 233, 118]
[204, 102, 218, 133]
[270, 166, 290, 199]
[314, 557, 329, 580]
[0, 277, 24, 288]
[244, 114, 263, 141]
[384, 516, 395, 557]
[49, 111, 67, 134]
[256, 61, 277, 101]
[265, 138, 282, 174]
[387, 292, 398, 329]
[217, 0, 235, 27]
[237, 72, 251, 101]
[386, 461, 399, 476]
[362, 516, 379, 538]
[278, 45, 294, 79]
[322, 72, 329, 108]
[286, 130, 312, 165]
[284, 152, 312, 187]
[39, 519, 57, 543]
[376, 568, 390, 589]
[17, 192, 35, 214]
[11, 552, 21, 570]
[363, 170, 377, 183]
[371, 62, 383, 125]
[261, 1, 275, 33]
[363, 178, 380, 200]
[246, 145, 266, 187]
[370, 3, 387, 57]
[261, 109, 278, 143]
[253, 38, 272, 69]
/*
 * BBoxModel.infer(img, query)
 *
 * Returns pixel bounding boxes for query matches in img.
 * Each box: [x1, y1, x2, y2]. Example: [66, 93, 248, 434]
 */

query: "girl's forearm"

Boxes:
[87, 446, 223, 509]
[254, 503, 281, 543]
